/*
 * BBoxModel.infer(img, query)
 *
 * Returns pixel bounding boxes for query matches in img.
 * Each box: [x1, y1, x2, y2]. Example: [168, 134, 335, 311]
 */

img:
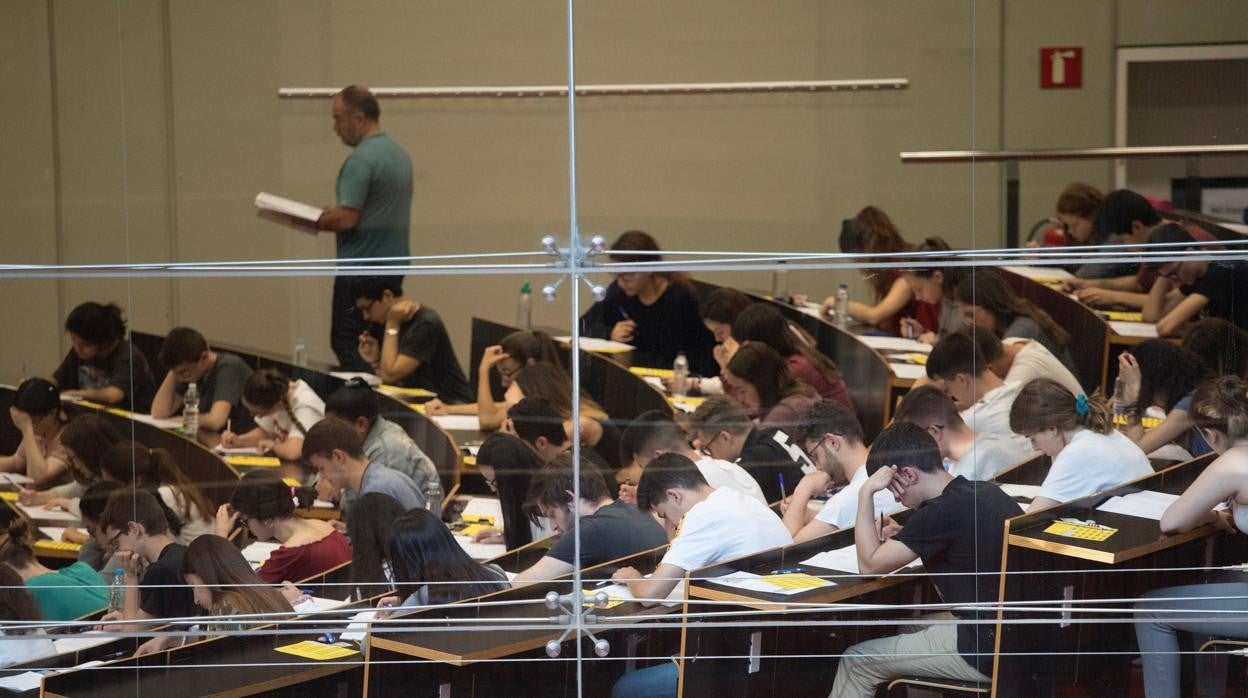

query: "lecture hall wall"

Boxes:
[1, 0, 1246, 383]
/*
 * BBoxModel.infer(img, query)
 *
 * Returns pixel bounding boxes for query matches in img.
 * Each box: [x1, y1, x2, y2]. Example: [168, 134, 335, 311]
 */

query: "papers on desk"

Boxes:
[340, 610, 378, 644]
[1108, 321, 1159, 338]
[585, 579, 687, 608]
[255, 192, 322, 235]
[126, 413, 184, 430]
[455, 535, 506, 561]
[857, 335, 932, 353]
[0, 473, 34, 487]
[51, 632, 115, 655]
[430, 414, 481, 432]
[462, 497, 503, 526]
[39, 526, 69, 542]
[215, 445, 264, 455]
[1002, 265, 1075, 282]
[801, 544, 923, 575]
[242, 541, 281, 566]
[15, 502, 79, 524]
[888, 363, 927, 380]
[329, 372, 382, 387]
[1095, 490, 1180, 521]
[999, 484, 1042, 503]
[668, 396, 705, 414]
[274, 640, 359, 660]
[708, 570, 833, 595]
[641, 375, 666, 391]
[0, 671, 44, 692]
[554, 336, 635, 354]
[292, 596, 354, 615]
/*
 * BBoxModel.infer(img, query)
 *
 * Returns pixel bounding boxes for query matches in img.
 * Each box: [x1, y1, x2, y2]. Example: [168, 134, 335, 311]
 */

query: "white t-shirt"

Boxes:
[660, 487, 792, 572]
[960, 381, 1031, 451]
[255, 380, 325, 442]
[1037, 429, 1152, 504]
[1004, 337, 1083, 396]
[695, 457, 767, 504]
[814, 465, 904, 530]
[946, 432, 1033, 481]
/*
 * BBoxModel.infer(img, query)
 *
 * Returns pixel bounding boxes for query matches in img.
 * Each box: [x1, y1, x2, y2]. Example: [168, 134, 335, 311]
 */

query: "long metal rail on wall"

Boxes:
[899, 144, 1248, 248]
[277, 78, 909, 100]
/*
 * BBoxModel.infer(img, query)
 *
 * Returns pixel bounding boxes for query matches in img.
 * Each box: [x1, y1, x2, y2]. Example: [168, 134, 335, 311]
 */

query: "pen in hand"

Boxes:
[878, 512, 885, 543]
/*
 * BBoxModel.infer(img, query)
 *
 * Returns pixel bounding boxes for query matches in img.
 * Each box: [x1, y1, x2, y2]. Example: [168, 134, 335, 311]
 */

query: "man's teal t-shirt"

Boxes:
[26, 561, 110, 621]
[334, 132, 413, 264]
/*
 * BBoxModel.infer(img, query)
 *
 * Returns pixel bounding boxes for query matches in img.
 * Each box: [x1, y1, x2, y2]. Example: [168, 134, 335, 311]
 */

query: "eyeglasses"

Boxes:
[354, 298, 380, 315]
[106, 529, 124, 552]
[698, 432, 723, 458]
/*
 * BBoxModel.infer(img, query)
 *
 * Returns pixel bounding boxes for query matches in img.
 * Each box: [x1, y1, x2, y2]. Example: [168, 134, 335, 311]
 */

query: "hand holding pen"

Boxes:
[611, 306, 637, 343]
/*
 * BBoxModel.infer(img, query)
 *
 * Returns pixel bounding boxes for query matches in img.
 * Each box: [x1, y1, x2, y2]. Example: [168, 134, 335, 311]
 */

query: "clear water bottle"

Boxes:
[182, 382, 199, 438]
[293, 338, 308, 367]
[770, 262, 789, 302]
[517, 281, 533, 330]
[672, 352, 689, 398]
[424, 478, 443, 516]
[109, 568, 126, 612]
[1111, 374, 1130, 428]
[834, 284, 850, 328]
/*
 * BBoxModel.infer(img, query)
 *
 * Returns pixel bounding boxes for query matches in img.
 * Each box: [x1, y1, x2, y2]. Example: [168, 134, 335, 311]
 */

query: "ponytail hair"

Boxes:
[1009, 378, 1110, 436]
[0, 519, 36, 568]
[100, 440, 213, 525]
[244, 369, 308, 434]
[13, 378, 62, 420]
[499, 330, 562, 368]
[65, 302, 127, 345]
[1190, 375, 1248, 443]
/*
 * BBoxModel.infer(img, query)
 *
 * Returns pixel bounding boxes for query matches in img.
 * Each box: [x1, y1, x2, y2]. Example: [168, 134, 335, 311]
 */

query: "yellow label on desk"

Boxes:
[1043, 521, 1117, 541]
[582, 590, 625, 609]
[1104, 311, 1143, 322]
[104, 407, 133, 418]
[282, 478, 302, 488]
[461, 514, 496, 526]
[762, 573, 833, 592]
[905, 353, 928, 365]
[668, 396, 705, 410]
[378, 385, 437, 398]
[274, 641, 359, 661]
[457, 523, 494, 538]
[630, 367, 675, 379]
[1112, 414, 1163, 428]
[462, 455, 476, 466]
[0, 492, 17, 502]
[34, 539, 81, 552]
[226, 455, 282, 468]
[76, 400, 107, 410]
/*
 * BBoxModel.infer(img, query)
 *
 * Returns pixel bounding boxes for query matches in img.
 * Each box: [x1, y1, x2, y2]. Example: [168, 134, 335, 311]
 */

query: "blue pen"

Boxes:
[771, 567, 805, 575]
[777, 474, 787, 501]
[619, 306, 630, 320]
[321, 631, 337, 644]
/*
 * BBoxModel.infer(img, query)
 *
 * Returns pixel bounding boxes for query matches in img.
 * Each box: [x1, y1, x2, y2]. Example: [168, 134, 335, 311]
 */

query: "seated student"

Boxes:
[380, 509, 510, 608]
[1134, 375, 1248, 698]
[783, 402, 901, 543]
[0, 378, 70, 486]
[473, 433, 546, 549]
[898, 238, 967, 343]
[1051, 182, 1103, 246]
[512, 455, 667, 587]
[351, 276, 472, 403]
[425, 329, 562, 418]
[216, 469, 352, 585]
[699, 287, 753, 382]
[579, 230, 718, 376]
[51, 301, 155, 412]
[100, 440, 214, 544]
[151, 326, 253, 432]
[504, 366, 618, 465]
[955, 269, 1075, 371]
[221, 368, 325, 462]
[507, 397, 577, 464]
[969, 329, 1083, 397]
[1142, 223, 1248, 336]
[610, 453, 792, 696]
[1117, 340, 1212, 458]
[724, 342, 821, 441]
[1009, 378, 1151, 512]
[347, 493, 407, 600]
[1183, 317, 1248, 379]
[619, 409, 766, 504]
[66, 480, 125, 576]
[97, 488, 197, 631]
[688, 395, 810, 504]
[0, 565, 55, 668]
[19, 412, 121, 511]
[730, 303, 855, 411]
[821, 206, 942, 336]
[181, 534, 293, 625]
[893, 386, 1031, 480]
[829, 422, 1019, 697]
[323, 379, 439, 507]
[925, 331, 1028, 449]
[302, 418, 426, 511]
[1067, 188, 1164, 285]
[0, 518, 107, 621]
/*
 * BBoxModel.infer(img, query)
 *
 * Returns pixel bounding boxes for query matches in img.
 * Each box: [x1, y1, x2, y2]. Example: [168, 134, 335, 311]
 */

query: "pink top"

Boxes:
[786, 355, 855, 414]
[257, 530, 352, 584]
[761, 394, 821, 441]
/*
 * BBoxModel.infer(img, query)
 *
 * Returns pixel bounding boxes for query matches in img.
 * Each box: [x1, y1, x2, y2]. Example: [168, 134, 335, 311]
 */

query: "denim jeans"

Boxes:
[1134, 582, 1248, 698]
[611, 661, 678, 698]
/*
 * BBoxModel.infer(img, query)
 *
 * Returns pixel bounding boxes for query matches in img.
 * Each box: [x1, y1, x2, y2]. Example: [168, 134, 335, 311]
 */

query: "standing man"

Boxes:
[317, 85, 413, 371]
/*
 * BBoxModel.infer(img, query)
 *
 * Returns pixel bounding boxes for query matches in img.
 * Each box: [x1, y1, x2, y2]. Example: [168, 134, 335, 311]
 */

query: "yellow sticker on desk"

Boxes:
[906, 353, 928, 365]
[1104, 311, 1143, 322]
[1043, 521, 1117, 541]
[582, 590, 625, 609]
[1111, 415, 1162, 428]
[457, 523, 494, 538]
[461, 514, 495, 526]
[282, 477, 302, 488]
[762, 573, 833, 591]
[668, 396, 705, 410]
[630, 367, 675, 379]
[0, 492, 17, 502]
[462, 455, 476, 466]
[34, 539, 81, 552]
[274, 641, 360, 661]
[226, 455, 282, 467]
[378, 385, 437, 397]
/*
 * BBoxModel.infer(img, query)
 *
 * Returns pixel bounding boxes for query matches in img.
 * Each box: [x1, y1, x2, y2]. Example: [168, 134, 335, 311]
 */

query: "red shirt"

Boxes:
[257, 530, 352, 584]
[786, 355, 856, 414]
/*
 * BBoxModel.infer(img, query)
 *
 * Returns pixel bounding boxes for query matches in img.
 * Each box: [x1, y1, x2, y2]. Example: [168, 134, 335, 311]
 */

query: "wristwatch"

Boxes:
[385, 327, 399, 337]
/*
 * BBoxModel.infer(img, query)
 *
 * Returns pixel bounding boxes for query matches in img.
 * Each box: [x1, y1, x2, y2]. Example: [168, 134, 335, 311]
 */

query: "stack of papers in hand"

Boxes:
[255, 192, 322, 235]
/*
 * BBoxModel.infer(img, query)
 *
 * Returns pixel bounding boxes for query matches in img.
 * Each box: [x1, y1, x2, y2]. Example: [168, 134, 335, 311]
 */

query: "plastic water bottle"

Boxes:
[109, 568, 126, 612]
[293, 338, 308, 367]
[182, 382, 199, 438]
[424, 479, 443, 516]
[834, 284, 850, 328]
[672, 352, 689, 398]
[517, 281, 533, 330]
[1111, 375, 1130, 428]
[771, 263, 790, 302]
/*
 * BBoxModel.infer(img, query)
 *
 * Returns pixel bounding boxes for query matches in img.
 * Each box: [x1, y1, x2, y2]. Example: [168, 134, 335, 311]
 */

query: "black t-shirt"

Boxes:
[737, 427, 807, 504]
[1184, 261, 1248, 333]
[396, 305, 473, 403]
[546, 500, 668, 571]
[895, 476, 1018, 674]
[52, 338, 156, 413]
[174, 351, 254, 431]
[139, 543, 196, 620]
[579, 280, 718, 377]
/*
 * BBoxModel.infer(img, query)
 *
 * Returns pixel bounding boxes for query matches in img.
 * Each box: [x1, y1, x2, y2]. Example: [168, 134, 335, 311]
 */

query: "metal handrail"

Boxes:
[277, 78, 908, 100]
[900, 144, 1248, 164]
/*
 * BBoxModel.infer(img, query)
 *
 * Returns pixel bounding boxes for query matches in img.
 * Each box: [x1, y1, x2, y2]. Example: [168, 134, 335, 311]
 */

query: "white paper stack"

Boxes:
[1095, 490, 1180, 521]
[254, 192, 322, 235]
[801, 544, 923, 575]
